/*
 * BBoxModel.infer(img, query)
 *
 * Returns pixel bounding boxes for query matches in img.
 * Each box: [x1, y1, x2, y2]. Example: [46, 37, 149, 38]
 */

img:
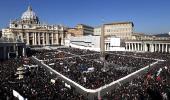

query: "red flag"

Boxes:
[156, 76, 161, 81]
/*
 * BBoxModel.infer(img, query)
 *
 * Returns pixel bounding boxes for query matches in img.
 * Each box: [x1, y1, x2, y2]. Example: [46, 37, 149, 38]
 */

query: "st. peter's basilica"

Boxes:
[2, 6, 67, 46]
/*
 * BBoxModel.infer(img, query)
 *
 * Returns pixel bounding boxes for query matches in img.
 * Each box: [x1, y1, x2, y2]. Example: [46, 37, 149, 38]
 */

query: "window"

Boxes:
[18, 36, 21, 40]
[107, 29, 111, 32]
[15, 24, 18, 27]
[29, 25, 32, 28]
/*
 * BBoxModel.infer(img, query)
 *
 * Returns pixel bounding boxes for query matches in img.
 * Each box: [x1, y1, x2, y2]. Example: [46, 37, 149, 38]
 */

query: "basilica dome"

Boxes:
[21, 6, 39, 21]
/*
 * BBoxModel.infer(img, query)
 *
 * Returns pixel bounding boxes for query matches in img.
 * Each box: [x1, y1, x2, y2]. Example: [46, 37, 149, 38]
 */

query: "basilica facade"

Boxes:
[2, 6, 67, 46]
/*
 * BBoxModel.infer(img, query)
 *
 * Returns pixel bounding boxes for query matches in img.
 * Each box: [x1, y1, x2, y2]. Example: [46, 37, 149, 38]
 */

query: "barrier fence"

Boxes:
[31, 56, 161, 100]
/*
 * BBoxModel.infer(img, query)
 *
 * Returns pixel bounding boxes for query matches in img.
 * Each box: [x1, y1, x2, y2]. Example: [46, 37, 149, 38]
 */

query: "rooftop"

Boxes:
[104, 21, 134, 26]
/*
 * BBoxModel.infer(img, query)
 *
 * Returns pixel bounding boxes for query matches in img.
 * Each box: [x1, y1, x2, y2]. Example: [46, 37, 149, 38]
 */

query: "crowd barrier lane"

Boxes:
[31, 56, 161, 99]
[31, 56, 97, 94]
[96, 61, 159, 96]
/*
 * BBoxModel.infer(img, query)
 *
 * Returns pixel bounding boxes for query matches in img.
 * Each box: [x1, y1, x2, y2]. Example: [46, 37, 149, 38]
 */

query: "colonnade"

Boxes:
[126, 42, 170, 53]
[105, 43, 111, 51]
[24, 32, 64, 46]
[0, 43, 26, 60]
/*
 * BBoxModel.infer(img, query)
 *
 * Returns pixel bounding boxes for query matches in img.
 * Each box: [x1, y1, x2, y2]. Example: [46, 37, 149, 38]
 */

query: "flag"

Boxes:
[156, 76, 161, 81]
[13, 90, 24, 100]
[156, 68, 162, 76]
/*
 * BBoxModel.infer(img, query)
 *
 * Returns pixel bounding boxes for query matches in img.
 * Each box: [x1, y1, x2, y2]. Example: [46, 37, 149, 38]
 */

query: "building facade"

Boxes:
[2, 6, 67, 46]
[76, 24, 94, 36]
[94, 22, 134, 40]
[125, 35, 170, 53]
[67, 24, 94, 37]
[0, 37, 26, 60]
[65, 35, 125, 51]
[67, 28, 82, 37]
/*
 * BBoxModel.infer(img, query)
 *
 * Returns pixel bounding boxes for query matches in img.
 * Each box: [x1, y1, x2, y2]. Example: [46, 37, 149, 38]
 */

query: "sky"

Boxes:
[0, 0, 170, 34]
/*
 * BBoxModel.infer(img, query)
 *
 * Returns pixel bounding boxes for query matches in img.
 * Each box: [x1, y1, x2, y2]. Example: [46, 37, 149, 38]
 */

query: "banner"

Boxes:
[13, 90, 24, 100]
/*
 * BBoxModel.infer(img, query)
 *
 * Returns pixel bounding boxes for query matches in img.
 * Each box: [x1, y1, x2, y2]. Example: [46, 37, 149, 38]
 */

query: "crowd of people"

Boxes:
[1, 47, 170, 100]
[34, 47, 155, 89]
[0, 57, 86, 100]
[102, 52, 170, 100]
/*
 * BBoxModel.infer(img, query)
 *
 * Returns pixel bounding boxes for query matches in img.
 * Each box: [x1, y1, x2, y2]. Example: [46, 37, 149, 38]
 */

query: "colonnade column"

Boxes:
[41, 33, 45, 45]
[47, 33, 49, 45]
[35, 33, 37, 45]
[32, 33, 35, 45]
[61, 32, 64, 45]
[155, 44, 157, 52]
[150, 44, 154, 52]
[158, 44, 161, 52]
[138, 43, 140, 51]
[165, 44, 168, 52]
[140, 43, 142, 51]
[45, 33, 47, 45]
[26, 33, 29, 45]
[135, 43, 137, 51]
[134, 43, 137, 51]
[137, 43, 139, 51]
[132, 43, 134, 51]
[162, 44, 164, 52]
[144, 43, 147, 52]
[125, 43, 128, 50]
[51, 33, 54, 45]
[128, 43, 131, 51]
[38, 33, 40, 45]
[168, 44, 170, 53]
[56, 33, 59, 44]
[33, 33, 34, 45]
[46, 33, 49, 45]
[141, 44, 143, 51]
[105, 43, 107, 51]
